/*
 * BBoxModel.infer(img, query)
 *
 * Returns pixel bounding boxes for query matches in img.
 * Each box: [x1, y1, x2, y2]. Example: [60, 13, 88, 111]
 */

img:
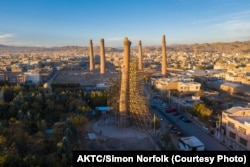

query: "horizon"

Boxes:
[0, 0, 250, 47]
[1, 39, 250, 49]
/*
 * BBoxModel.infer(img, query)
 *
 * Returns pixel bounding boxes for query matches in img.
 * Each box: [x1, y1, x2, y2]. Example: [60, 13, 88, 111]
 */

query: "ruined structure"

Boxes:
[100, 38, 105, 74]
[117, 37, 151, 129]
[138, 40, 143, 71]
[118, 37, 130, 127]
[89, 39, 94, 71]
[161, 35, 167, 76]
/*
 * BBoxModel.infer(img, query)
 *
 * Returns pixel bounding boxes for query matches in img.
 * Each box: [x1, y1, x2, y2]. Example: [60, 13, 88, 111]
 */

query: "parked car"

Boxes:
[173, 112, 180, 116]
[179, 116, 186, 120]
[179, 116, 192, 123]
[182, 118, 192, 123]
[165, 107, 176, 113]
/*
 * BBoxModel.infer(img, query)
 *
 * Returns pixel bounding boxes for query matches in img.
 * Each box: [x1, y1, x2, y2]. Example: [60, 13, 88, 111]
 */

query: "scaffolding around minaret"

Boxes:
[128, 60, 151, 129]
[107, 42, 150, 130]
[107, 59, 151, 129]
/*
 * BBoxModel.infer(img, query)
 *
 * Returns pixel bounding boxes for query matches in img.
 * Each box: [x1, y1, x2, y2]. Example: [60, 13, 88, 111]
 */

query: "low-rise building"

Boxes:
[153, 77, 201, 92]
[24, 71, 41, 84]
[221, 107, 250, 150]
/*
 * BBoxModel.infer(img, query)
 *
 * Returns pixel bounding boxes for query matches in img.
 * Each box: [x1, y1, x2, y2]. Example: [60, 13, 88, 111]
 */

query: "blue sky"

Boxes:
[0, 0, 250, 47]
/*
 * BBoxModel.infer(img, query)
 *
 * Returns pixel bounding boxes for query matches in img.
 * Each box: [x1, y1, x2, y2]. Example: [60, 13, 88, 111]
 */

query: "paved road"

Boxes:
[151, 100, 229, 151]
[144, 83, 229, 150]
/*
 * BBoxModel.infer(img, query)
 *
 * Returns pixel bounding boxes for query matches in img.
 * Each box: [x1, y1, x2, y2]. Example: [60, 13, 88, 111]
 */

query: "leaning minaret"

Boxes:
[138, 40, 143, 71]
[119, 37, 131, 128]
[89, 39, 94, 71]
[161, 35, 167, 76]
[100, 38, 105, 74]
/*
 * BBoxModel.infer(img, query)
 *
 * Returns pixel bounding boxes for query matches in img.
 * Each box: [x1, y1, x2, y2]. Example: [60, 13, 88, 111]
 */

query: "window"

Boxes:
[228, 121, 235, 129]
[196, 86, 198, 89]
[229, 131, 236, 139]
[238, 126, 246, 135]
[239, 137, 247, 146]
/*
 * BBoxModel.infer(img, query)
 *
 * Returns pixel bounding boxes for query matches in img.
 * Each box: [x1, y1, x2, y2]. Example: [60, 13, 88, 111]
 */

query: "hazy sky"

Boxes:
[0, 0, 250, 47]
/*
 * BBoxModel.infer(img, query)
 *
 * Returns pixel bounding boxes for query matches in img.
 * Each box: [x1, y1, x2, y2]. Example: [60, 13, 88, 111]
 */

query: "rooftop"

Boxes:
[180, 136, 204, 147]
[230, 116, 250, 127]
[224, 106, 250, 114]
[224, 106, 250, 125]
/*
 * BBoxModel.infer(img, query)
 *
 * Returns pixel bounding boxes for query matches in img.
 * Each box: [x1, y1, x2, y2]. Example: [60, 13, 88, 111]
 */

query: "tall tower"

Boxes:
[89, 39, 94, 71]
[161, 35, 167, 76]
[138, 40, 143, 71]
[119, 37, 131, 128]
[100, 38, 105, 74]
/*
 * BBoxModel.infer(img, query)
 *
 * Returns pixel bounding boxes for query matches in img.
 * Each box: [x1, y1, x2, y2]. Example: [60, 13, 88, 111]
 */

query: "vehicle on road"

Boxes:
[165, 107, 176, 113]
[173, 112, 180, 116]
[178, 136, 205, 151]
[182, 118, 192, 123]
[179, 116, 192, 123]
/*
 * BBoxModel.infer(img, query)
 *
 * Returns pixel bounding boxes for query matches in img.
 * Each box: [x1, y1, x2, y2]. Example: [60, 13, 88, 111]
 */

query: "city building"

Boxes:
[152, 77, 201, 92]
[24, 71, 41, 84]
[221, 106, 250, 150]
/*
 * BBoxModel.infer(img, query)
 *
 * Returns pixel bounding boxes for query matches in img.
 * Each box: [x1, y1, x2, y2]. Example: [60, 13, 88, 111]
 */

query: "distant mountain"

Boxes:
[0, 44, 123, 54]
[171, 41, 250, 53]
[1, 40, 250, 54]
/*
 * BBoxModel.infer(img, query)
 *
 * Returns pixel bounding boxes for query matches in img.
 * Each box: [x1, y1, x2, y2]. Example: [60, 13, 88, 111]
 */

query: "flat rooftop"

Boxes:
[230, 116, 250, 126]
[180, 136, 204, 147]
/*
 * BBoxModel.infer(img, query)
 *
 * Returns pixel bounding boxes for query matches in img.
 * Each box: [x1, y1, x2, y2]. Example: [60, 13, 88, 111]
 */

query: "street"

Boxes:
[151, 100, 229, 151]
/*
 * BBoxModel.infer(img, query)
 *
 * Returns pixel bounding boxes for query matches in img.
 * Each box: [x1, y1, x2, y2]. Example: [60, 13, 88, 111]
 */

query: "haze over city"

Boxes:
[0, 0, 250, 47]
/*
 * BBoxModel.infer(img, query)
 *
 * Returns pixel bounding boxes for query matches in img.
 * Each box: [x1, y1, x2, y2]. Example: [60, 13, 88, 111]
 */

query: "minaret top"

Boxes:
[124, 37, 131, 46]
[162, 35, 166, 43]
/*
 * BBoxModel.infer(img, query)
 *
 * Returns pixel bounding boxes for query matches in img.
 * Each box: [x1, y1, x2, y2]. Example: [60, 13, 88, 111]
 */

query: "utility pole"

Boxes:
[154, 113, 156, 134]
[168, 90, 171, 104]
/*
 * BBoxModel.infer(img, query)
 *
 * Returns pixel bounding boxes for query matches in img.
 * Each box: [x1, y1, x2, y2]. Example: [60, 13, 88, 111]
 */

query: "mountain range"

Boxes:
[1, 40, 250, 54]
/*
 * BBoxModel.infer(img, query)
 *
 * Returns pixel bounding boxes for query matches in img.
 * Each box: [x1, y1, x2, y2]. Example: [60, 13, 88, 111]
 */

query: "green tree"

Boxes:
[193, 102, 212, 120]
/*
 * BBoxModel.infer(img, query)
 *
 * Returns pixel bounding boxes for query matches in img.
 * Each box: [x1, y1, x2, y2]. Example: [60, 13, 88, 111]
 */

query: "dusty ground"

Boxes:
[86, 136, 157, 151]
[84, 119, 158, 151]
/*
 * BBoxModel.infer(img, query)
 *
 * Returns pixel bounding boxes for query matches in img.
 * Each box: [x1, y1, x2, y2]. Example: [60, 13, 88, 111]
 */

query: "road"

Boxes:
[46, 71, 59, 93]
[151, 100, 229, 151]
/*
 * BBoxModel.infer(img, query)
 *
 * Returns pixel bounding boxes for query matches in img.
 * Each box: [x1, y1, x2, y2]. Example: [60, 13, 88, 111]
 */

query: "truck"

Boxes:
[178, 136, 205, 151]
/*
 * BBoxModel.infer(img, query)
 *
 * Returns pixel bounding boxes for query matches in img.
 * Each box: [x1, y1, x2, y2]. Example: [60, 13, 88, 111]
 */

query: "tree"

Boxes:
[3, 88, 15, 102]
[193, 102, 212, 121]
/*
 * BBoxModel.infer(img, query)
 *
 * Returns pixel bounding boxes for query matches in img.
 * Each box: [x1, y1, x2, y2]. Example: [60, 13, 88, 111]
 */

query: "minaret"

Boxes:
[89, 39, 94, 71]
[161, 35, 167, 76]
[119, 37, 131, 128]
[138, 40, 143, 71]
[100, 38, 105, 74]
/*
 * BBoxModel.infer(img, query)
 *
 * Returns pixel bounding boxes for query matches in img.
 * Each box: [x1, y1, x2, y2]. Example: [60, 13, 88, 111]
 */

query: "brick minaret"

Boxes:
[119, 37, 131, 128]
[138, 40, 143, 71]
[100, 38, 105, 74]
[161, 35, 167, 76]
[89, 39, 94, 71]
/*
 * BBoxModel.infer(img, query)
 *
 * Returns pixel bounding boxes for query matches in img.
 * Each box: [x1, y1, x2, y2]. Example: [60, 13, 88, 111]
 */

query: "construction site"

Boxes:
[53, 36, 168, 150]
[95, 37, 152, 131]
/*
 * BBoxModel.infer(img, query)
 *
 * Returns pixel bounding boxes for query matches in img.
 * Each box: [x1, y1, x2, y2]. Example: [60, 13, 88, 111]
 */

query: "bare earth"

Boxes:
[85, 119, 158, 151]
